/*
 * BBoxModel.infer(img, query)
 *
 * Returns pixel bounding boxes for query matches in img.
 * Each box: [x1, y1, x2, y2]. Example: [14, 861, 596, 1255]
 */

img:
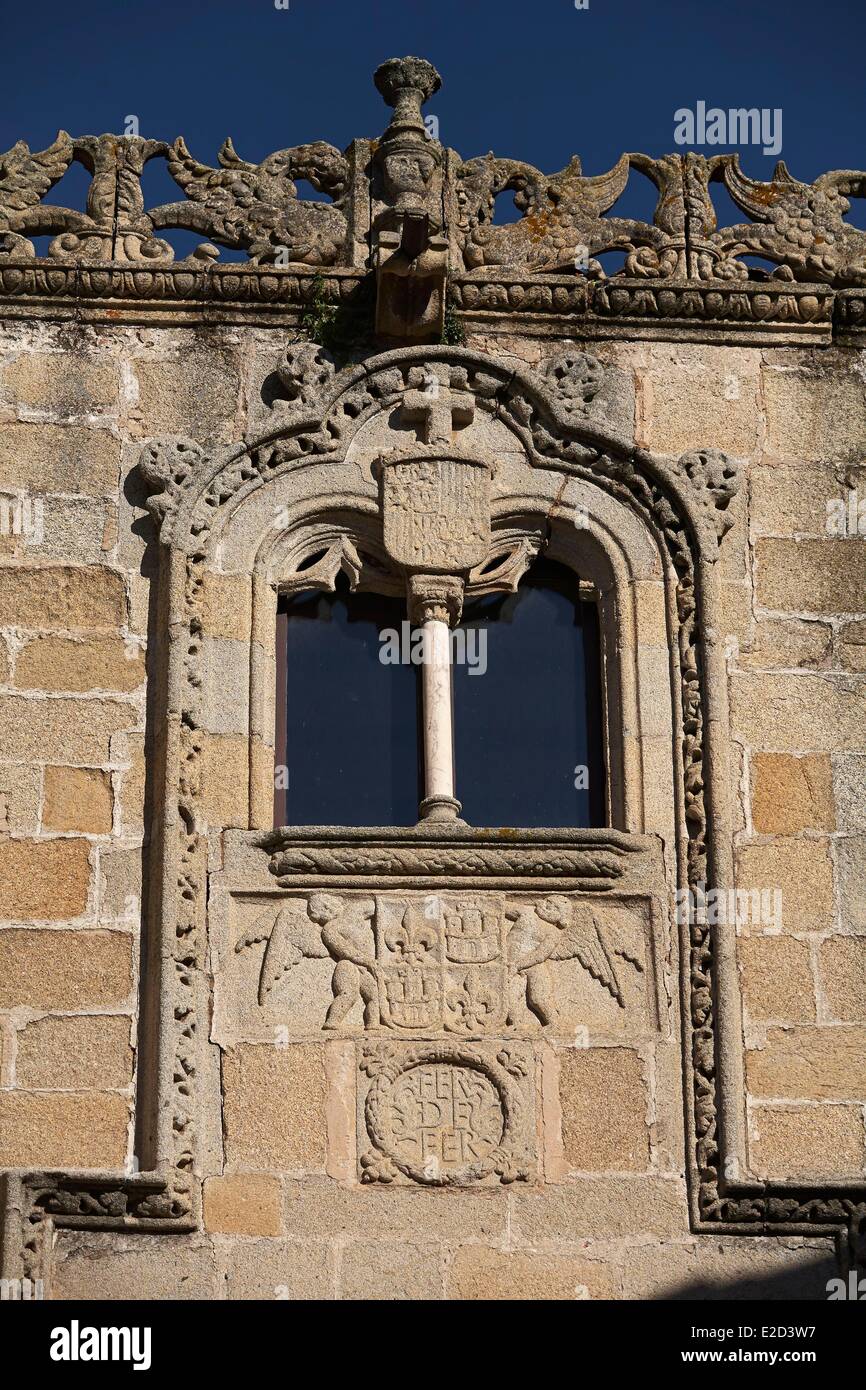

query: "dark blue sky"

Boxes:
[3, 0, 865, 232]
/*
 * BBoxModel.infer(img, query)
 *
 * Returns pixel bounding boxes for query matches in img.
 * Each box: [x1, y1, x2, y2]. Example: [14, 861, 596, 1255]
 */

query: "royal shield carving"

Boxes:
[380, 453, 491, 572]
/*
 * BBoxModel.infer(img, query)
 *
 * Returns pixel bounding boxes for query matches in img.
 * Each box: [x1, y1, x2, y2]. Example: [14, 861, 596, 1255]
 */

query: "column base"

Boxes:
[418, 794, 463, 823]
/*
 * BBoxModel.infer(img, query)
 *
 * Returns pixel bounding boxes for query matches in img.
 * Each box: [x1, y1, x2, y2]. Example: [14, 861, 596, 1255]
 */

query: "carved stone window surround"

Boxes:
[5, 341, 866, 1287]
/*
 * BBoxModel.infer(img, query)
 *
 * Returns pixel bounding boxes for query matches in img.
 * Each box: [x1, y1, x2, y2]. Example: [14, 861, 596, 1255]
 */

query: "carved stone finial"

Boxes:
[371, 58, 447, 340]
[138, 436, 205, 534]
[374, 56, 441, 140]
[274, 342, 336, 409]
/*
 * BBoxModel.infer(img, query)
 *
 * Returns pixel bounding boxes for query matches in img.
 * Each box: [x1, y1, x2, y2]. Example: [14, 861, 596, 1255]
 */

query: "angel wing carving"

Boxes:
[236, 899, 328, 1005]
[544, 900, 624, 1006]
[506, 894, 630, 1025]
[154, 136, 349, 264]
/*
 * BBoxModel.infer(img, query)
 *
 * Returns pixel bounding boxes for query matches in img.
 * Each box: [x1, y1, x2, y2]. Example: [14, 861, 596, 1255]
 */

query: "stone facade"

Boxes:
[0, 57, 864, 1301]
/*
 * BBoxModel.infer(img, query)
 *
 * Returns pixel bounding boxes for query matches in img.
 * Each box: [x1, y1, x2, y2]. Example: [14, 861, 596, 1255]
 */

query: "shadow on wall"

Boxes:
[650, 1250, 841, 1302]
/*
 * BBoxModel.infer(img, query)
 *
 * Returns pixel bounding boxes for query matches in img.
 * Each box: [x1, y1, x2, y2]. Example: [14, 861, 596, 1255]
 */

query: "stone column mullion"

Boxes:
[408, 574, 464, 823]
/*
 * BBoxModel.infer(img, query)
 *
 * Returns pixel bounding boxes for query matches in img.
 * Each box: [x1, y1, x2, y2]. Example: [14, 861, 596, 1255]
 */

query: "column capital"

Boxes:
[407, 573, 464, 626]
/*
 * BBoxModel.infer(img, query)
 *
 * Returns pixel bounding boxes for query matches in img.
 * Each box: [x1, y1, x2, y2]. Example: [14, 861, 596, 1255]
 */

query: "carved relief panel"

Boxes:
[210, 829, 670, 1187]
[357, 1041, 536, 1187]
[214, 883, 663, 1042]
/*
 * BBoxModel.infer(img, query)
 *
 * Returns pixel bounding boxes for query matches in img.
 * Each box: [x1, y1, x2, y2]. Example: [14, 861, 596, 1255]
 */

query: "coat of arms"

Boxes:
[234, 890, 642, 1035]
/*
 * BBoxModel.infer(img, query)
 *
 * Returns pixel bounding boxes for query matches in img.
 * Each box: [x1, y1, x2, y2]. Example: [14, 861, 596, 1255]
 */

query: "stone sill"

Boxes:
[228, 824, 665, 894]
[0, 260, 862, 345]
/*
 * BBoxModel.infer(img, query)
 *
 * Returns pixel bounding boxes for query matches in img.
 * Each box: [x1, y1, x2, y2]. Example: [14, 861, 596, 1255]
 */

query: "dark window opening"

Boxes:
[453, 557, 605, 828]
[274, 556, 606, 831]
[275, 573, 422, 827]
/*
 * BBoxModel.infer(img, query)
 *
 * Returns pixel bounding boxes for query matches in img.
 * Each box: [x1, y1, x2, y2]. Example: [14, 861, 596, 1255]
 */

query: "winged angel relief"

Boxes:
[235, 893, 643, 1035]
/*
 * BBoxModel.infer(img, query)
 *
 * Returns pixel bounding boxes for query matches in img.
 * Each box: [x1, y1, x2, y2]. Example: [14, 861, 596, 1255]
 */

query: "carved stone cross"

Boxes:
[400, 370, 475, 446]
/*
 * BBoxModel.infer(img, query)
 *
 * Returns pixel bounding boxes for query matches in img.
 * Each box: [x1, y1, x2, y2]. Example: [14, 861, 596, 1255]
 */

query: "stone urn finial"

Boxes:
[374, 56, 441, 138]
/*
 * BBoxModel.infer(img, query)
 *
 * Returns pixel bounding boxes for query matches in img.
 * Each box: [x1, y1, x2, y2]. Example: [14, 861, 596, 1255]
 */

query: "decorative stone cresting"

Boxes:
[0, 56, 864, 342]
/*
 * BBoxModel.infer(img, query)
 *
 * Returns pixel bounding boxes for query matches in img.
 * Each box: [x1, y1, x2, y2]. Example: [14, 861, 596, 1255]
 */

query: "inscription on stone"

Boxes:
[389, 1062, 502, 1170]
[358, 1041, 536, 1186]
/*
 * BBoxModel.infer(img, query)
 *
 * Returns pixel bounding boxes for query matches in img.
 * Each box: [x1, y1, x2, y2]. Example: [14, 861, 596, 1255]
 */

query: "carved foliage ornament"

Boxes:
[456, 150, 685, 278]
[540, 350, 605, 415]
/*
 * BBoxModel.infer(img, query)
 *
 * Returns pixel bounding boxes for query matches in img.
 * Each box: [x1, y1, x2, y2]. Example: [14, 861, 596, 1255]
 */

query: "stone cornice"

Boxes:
[0, 262, 854, 344]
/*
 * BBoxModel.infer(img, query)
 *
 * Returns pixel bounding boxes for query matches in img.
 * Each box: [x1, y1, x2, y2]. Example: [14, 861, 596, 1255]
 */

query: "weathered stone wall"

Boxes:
[0, 317, 863, 1299]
